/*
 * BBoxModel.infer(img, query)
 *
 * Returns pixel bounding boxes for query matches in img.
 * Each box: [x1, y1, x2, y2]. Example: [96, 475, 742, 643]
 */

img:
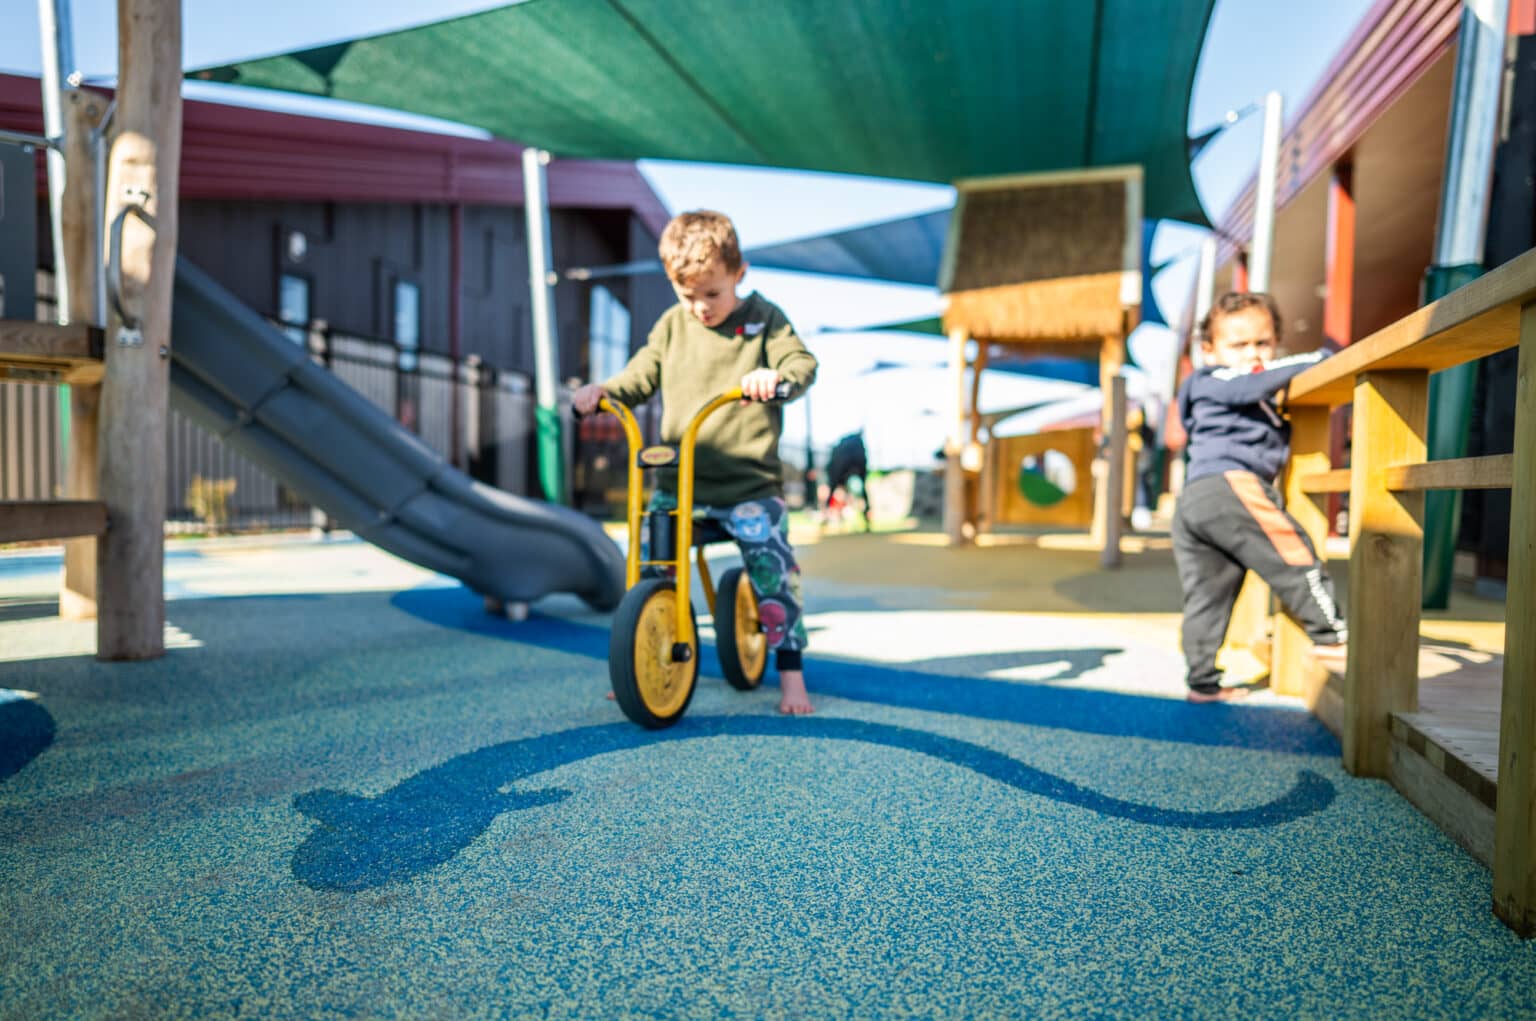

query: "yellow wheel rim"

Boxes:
[633, 588, 695, 718]
[734, 578, 768, 678]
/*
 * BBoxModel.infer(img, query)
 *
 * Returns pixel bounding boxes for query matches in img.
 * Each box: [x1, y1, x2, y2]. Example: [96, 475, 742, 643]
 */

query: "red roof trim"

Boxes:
[1215, 0, 1462, 260]
[0, 73, 669, 236]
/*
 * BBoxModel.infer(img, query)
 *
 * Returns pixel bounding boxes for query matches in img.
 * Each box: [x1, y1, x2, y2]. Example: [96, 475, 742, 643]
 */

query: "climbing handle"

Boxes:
[106, 190, 158, 343]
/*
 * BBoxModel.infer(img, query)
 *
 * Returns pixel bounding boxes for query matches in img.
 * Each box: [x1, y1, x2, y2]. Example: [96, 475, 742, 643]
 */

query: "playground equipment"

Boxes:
[595, 385, 791, 729]
[937, 166, 1143, 564]
[982, 427, 1098, 530]
[0, 249, 627, 616]
[0, 0, 612, 656]
[1269, 248, 1534, 936]
[168, 258, 625, 613]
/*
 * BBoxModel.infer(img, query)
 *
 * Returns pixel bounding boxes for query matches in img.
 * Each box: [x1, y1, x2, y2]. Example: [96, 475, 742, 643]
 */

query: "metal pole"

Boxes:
[1192, 234, 1218, 369]
[1423, 0, 1510, 609]
[523, 146, 566, 504]
[804, 389, 817, 509]
[1248, 90, 1284, 294]
[38, 0, 75, 323]
[38, 0, 75, 472]
[1433, 0, 1508, 272]
[92, 101, 114, 326]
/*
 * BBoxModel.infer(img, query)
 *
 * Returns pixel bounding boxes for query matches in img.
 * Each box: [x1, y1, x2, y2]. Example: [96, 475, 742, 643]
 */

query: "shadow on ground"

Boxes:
[293, 713, 1335, 892]
[393, 585, 1338, 757]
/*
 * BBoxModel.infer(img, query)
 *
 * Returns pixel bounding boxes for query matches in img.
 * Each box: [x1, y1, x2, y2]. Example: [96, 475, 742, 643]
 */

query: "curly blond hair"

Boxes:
[658, 210, 743, 282]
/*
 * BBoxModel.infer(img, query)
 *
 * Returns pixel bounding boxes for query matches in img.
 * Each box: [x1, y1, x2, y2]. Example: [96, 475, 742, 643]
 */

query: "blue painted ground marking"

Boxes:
[0, 690, 55, 781]
[391, 585, 1341, 756]
[292, 714, 1335, 892]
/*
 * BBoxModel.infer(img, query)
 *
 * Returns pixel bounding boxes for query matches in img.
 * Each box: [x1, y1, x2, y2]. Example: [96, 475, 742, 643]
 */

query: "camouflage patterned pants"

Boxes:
[648, 492, 807, 656]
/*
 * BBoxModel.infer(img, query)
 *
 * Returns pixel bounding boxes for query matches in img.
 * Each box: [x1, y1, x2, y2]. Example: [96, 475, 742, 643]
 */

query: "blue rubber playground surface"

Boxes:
[2, 535, 1534, 1018]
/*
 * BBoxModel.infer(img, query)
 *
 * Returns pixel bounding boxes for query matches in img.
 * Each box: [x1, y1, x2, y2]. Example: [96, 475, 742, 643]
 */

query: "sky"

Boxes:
[0, 0, 1379, 464]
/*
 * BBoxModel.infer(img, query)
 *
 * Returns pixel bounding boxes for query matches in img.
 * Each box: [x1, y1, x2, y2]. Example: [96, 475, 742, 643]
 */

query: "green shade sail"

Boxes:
[194, 0, 1215, 225]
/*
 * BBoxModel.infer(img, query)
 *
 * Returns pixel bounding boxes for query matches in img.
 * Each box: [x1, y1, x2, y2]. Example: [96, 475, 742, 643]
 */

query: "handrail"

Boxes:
[595, 396, 644, 588]
[0, 127, 57, 151]
[1289, 245, 1536, 407]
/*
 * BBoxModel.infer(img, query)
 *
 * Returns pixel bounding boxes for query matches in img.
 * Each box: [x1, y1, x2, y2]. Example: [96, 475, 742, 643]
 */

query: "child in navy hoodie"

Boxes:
[1174, 291, 1348, 702]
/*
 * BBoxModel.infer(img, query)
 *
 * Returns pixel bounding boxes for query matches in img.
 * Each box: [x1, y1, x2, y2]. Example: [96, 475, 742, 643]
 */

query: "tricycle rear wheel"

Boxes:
[716, 566, 767, 691]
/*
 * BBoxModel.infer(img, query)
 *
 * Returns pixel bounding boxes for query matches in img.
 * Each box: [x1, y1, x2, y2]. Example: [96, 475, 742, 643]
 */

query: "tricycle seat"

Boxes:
[692, 517, 733, 547]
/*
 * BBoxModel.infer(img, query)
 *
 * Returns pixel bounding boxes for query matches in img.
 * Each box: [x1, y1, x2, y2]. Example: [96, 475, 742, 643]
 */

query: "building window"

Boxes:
[394, 279, 420, 372]
[589, 284, 631, 382]
[278, 274, 310, 345]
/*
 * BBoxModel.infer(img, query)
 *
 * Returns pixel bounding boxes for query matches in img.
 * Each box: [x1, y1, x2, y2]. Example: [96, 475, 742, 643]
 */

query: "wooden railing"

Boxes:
[1270, 245, 1535, 936]
[0, 320, 107, 548]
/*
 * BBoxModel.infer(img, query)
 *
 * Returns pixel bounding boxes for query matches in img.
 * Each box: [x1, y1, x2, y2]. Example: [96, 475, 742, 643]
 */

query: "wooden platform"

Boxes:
[0, 319, 105, 385]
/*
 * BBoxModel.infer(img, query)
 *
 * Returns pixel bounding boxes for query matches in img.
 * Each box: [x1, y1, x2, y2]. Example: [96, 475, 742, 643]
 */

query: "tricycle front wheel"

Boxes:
[609, 577, 699, 728]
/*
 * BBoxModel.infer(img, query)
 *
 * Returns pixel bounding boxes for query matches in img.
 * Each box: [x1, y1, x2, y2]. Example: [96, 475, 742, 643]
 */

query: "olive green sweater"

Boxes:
[602, 292, 818, 507]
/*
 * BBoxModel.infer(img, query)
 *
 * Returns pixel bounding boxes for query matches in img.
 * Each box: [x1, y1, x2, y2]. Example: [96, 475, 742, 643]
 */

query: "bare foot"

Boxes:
[605, 690, 616, 701]
[778, 669, 813, 715]
[1309, 643, 1349, 674]
[1186, 686, 1249, 704]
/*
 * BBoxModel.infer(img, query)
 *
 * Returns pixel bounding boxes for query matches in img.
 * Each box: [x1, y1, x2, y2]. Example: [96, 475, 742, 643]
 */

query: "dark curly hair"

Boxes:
[1199, 291, 1283, 346]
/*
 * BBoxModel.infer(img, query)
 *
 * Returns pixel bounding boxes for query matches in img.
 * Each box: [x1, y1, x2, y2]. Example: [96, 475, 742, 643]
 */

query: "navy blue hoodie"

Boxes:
[1177, 350, 1331, 484]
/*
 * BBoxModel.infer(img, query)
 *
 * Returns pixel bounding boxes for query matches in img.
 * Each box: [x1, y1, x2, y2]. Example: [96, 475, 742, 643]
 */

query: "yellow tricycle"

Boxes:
[595, 384, 790, 728]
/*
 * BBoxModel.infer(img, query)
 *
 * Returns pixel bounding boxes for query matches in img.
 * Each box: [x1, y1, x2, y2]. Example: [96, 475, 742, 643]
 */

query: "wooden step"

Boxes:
[1387, 657, 1505, 867]
[0, 500, 108, 544]
[0, 319, 105, 385]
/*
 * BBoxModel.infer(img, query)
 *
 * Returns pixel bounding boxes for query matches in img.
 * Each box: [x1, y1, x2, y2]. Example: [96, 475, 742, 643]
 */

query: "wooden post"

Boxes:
[943, 326, 969, 545]
[96, 0, 181, 660]
[60, 88, 108, 621]
[1100, 374, 1126, 569]
[1273, 405, 1332, 698]
[1493, 302, 1536, 936]
[1092, 334, 1127, 546]
[963, 342, 989, 534]
[1343, 369, 1428, 776]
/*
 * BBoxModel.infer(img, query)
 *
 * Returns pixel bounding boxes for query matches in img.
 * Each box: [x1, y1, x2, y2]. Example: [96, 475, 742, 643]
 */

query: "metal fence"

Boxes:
[2, 308, 548, 534]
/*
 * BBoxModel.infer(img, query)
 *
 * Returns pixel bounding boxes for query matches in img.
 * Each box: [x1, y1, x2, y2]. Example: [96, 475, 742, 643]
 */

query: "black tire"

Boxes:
[609, 577, 699, 729]
[716, 567, 768, 691]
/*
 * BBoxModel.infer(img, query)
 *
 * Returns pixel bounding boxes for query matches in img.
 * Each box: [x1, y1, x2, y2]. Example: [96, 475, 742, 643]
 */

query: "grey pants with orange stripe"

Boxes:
[1173, 471, 1347, 692]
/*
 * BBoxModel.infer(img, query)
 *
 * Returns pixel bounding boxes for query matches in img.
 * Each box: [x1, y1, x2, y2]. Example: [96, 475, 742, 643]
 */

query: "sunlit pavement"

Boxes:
[2, 533, 1532, 1019]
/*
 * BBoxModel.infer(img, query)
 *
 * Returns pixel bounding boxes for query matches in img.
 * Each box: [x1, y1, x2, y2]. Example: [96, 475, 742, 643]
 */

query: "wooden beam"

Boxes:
[96, 0, 181, 661]
[1290, 246, 1536, 408]
[1493, 302, 1536, 937]
[0, 319, 104, 366]
[1344, 369, 1429, 777]
[1299, 469, 1353, 494]
[943, 326, 969, 546]
[0, 501, 107, 543]
[1274, 406, 1332, 699]
[1384, 454, 1514, 492]
[61, 88, 110, 622]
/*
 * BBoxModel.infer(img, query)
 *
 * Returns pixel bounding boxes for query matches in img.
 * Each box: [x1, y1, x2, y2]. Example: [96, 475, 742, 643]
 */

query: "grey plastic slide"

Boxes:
[167, 257, 626, 612]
